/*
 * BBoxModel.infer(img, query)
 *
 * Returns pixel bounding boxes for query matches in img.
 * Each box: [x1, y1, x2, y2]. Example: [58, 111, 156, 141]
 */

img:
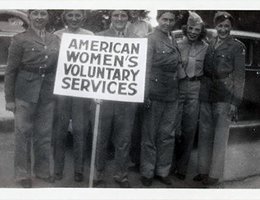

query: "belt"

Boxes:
[22, 65, 55, 77]
[182, 76, 202, 81]
[204, 72, 231, 80]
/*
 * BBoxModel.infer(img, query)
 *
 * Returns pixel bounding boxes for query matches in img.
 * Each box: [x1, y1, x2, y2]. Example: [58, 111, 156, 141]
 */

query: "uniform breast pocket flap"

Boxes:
[20, 71, 38, 82]
[217, 54, 232, 61]
[156, 44, 173, 54]
[24, 46, 42, 53]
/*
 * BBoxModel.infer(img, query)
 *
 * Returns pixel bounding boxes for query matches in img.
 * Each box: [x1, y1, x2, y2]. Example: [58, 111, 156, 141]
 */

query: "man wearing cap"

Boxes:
[195, 11, 245, 185]
[140, 10, 181, 187]
[93, 10, 138, 188]
[173, 11, 208, 180]
[5, 10, 59, 188]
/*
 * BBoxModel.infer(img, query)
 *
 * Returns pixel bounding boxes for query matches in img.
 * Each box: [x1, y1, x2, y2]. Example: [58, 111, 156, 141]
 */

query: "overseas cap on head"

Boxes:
[187, 11, 203, 26]
[110, 10, 130, 19]
[28, 10, 50, 15]
[214, 11, 234, 26]
[156, 10, 176, 20]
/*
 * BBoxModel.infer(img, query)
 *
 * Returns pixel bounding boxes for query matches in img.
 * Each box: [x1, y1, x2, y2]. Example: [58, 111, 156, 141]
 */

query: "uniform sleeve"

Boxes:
[203, 44, 214, 76]
[4, 36, 23, 103]
[231, 43, 246, 106]
[144, 35, 154, 99]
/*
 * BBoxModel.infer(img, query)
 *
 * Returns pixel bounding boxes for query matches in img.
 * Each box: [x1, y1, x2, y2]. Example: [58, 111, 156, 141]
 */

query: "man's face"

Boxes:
[157, 12, 175, 33]
[29, 10, 49, 30]
[65, 10, 84, 31]
[186, 24, 202, 42]
[130, 10, 139, 20]
[215, 19, 232, 40]
[111, 10, 129, 32]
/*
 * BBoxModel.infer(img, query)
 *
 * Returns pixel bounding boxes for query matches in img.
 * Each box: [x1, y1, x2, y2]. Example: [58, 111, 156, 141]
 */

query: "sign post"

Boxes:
[54, 33, 147, 187]
[89, 100, 100, 187]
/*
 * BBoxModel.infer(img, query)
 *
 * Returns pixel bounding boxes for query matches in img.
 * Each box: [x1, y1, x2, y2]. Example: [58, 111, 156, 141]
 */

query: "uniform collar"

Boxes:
[111, 26, 128, 37]
[64, 26, 82, 34]
[27, 27, 52, 45]
[30, 26, 46, 39]
[155, 26, 172, 37]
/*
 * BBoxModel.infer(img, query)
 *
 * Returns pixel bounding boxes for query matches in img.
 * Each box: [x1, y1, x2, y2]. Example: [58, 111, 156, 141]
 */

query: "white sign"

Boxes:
[54, 33, 147, 103]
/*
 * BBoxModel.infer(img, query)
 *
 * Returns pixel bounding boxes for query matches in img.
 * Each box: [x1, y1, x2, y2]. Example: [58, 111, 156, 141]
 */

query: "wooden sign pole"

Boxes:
[89, 100, 101, 187]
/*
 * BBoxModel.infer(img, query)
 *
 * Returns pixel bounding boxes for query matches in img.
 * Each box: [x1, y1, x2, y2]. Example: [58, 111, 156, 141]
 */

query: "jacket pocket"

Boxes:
[19, 71, 39, 82]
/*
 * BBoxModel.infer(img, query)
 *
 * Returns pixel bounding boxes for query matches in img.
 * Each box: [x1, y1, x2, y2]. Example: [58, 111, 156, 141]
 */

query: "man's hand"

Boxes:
[94, 99, 103, 104]
[144, 98, 152, 110]
[6, 102, 15, 113]
[229, 104, 238, 122]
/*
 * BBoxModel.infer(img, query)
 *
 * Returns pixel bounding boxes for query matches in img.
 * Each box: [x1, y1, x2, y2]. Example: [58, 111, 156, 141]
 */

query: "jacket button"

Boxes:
[44, 46, 47, 50]
[162, 51, 165, 53]
[45, 55, 48, 59]
[155, 78, 158, 82]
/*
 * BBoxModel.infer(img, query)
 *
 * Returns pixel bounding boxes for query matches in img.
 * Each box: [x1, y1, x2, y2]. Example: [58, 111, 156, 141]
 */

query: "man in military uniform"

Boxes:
[174, 12, 208, 180]
[5, 10, 60, 188]
[53, 10, 94, 183]
[94, 10, 138, 188]
[140, 10, 181, 187]
[196, 11, 245, 185]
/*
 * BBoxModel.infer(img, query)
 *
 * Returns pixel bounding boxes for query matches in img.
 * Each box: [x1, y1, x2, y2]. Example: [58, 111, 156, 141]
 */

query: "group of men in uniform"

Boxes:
[4, 9, 245, 188]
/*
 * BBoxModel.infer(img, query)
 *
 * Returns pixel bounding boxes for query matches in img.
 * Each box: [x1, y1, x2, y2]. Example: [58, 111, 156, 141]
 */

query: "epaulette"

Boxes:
[201, 39, 209, 46]
[147, 31, 153, 37]
[175, 37, 184, 44]
[12, 31, 26, 39]
[234, 38, 246, 50]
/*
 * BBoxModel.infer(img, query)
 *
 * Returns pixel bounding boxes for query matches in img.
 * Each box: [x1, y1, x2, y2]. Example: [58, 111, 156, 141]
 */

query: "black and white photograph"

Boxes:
[0, 0, 259, 199]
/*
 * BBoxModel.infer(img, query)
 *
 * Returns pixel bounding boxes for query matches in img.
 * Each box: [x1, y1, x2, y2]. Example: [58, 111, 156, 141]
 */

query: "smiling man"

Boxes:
[197, 11, 245, 186]
[5, 10, 60, 188]
[173, 12, 209, 181]
[53, 10, 94, 183]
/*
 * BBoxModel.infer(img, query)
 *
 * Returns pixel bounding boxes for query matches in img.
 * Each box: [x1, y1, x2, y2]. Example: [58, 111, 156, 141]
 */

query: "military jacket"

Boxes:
[5, 28, 60, 103]
[177, 37, 208, 79]
[200, 36, 245, 106]
[146, 27, 181, 102]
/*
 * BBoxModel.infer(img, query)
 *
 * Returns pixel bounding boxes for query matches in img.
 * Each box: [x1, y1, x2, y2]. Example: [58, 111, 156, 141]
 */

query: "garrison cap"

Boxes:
[109, 10, 130, 19]
[214, 11, 234, 26]
[187, 11, 204, 26]
[156, 10, 176, 20]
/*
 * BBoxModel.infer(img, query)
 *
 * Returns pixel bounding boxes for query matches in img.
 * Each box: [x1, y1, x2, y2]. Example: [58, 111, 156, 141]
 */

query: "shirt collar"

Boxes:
[111, 26, 128, 37]
[30, 25, 46, 38]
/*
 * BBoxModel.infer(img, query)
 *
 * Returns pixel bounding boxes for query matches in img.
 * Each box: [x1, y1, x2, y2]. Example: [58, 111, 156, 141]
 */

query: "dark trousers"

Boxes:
[95, 101, 137, 182]
[14, 98, 54, 180]
[53, 96, 92, 175]
[175, 79, 200, 175]
[130, 104, 143, 166]
[140, 100, 178, 179]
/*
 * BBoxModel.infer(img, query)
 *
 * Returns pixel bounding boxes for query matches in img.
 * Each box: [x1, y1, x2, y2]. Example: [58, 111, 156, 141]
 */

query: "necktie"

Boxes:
[118, 32, 124, 37]
[214, 39, 223, 49]
[40, 30, 45, 42]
